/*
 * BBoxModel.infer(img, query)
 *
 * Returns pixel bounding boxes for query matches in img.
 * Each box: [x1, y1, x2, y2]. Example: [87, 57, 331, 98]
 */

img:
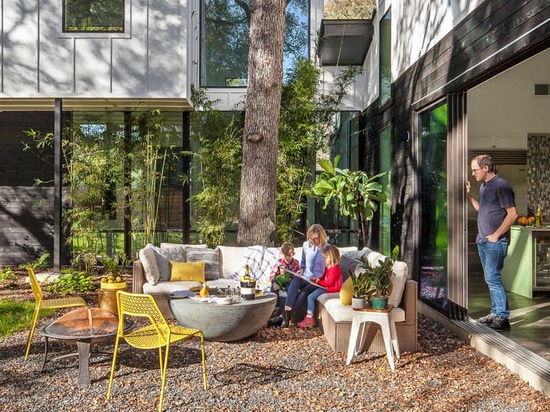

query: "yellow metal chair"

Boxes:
[107, 291, 207, 412]
[25, 267, 87, 360]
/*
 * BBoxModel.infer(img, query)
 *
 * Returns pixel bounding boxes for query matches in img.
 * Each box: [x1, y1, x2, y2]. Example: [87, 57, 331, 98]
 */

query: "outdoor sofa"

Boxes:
[132, 243, 417, 354]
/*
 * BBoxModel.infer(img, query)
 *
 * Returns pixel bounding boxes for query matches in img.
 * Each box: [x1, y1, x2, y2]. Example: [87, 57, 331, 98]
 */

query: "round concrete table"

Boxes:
[168, 292, 276, 341]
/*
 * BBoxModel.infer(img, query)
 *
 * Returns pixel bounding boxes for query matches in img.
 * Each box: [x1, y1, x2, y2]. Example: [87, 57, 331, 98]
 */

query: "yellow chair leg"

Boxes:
[158, 345, 171, 412]
[107, 336, 121, 400]
[200, 335, 208, 390]
[25, 306, 41, 360]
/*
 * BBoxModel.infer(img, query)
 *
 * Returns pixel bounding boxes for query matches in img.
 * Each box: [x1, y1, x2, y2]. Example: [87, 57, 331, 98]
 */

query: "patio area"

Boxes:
[2, 311, 549, 411]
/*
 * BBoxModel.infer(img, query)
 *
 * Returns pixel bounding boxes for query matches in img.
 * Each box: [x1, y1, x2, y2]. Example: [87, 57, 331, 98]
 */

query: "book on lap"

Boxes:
[284, 270, 326, 289]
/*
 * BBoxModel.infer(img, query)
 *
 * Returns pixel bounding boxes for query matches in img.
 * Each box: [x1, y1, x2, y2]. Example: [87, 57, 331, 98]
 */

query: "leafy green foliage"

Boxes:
[0, 267, 17, 286]
[348, 268, 375, 298]
[313, 154, 386, 246]
[355, 246, 399, 298]
[24, 118, 125, 258]
[324, 0, 376, 19]
[190, 86, 243, 247]
[130, 110, 183, 246]
[99, 254, 130, 277]
[19, 253, 51, 271]
[276, 58, 361, 243]
[43, 269, 95, 294]
[71, 251, 97, 275]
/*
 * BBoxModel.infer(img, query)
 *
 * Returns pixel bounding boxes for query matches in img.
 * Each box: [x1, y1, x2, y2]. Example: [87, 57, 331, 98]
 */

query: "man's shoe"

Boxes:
[489, 316, 511, 332]
[267, 316, 283, 327]
[297, 316, 315, 328]
[478, 313, 496, 324]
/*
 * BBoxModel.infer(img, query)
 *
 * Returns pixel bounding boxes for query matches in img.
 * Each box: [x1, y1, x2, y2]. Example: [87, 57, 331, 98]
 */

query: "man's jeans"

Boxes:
[477, 240, 510, 318]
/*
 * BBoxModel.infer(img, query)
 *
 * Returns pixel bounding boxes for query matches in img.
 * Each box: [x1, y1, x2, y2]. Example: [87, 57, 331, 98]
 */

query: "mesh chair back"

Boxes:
[27, 267, 44, 305]
[117, 292, 170, 337]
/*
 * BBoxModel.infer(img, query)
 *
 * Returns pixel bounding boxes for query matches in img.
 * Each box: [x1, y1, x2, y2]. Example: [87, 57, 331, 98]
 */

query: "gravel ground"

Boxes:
[1, 272, 550, 411]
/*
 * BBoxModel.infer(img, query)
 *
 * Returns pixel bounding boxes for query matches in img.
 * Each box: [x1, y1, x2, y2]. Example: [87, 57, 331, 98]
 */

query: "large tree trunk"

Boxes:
[237, 0, 286, 247]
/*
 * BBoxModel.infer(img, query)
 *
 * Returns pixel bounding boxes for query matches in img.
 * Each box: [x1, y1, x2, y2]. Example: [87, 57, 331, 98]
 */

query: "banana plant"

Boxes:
[312, 154, 387, 247]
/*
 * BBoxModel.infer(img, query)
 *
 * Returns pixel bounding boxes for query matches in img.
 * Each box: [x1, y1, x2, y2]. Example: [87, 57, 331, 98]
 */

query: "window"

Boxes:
[379, 9, 391, 105]
[63, 0, 124, 32]
[67, 111, 185, 258]
[419, 102, 448, 311]
[200, 0, 310, 87]
[379, 127, 391, 255]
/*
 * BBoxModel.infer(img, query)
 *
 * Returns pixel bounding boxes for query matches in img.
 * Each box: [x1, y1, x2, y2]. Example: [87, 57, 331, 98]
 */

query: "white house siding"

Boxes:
[353, 0, 485, 109]
[0, 0, 190, 99]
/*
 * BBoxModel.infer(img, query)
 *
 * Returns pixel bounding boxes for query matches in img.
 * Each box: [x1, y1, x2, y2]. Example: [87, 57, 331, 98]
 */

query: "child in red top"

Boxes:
[297, 245, 342, 328]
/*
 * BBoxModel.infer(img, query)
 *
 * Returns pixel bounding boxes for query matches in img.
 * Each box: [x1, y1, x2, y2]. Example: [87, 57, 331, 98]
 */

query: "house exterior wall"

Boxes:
[359, 0, 550, 315]
[0, 0, 191, 99]
[356, 0, 484, 109]
[0, 112, 56, 264]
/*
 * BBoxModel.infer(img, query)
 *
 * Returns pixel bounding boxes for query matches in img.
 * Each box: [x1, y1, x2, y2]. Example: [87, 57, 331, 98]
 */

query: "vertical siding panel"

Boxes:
[147, 1, 186, 94]
[3, 0, 39, 93]
[38, 2, 74, 94]
[75, 38, 111, 93]
[112, 0, 148, 95]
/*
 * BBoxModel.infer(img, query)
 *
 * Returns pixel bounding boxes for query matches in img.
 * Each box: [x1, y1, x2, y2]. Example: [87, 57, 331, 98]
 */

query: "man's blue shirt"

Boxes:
[477, 174, 515, 244]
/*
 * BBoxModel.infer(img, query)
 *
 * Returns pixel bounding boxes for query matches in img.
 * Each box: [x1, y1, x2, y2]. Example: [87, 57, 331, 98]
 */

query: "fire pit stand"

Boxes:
[40, 307, 132, 385]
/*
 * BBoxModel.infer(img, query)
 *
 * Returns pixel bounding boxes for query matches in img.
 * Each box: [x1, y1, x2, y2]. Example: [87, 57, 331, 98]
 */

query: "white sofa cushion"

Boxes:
[317, 292, 405, 323]
[388, 261, 408, 308]
[217, 246, 250, 278]
[143, 280, 202, 294]
[139, 247, 160, 285]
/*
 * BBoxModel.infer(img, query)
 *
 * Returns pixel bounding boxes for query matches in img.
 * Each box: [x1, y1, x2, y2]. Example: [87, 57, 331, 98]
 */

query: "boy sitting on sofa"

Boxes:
[267, 241, 300, 326]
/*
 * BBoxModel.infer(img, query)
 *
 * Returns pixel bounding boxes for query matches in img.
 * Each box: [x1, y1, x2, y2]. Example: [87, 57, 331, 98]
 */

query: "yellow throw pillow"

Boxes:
[170, 261, 205, 283]
[339, 276, 353, 305]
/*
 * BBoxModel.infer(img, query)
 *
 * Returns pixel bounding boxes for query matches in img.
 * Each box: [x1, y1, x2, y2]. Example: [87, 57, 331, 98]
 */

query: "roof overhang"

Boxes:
[318, 19, 374, 67]
[0, 98, 193, 112]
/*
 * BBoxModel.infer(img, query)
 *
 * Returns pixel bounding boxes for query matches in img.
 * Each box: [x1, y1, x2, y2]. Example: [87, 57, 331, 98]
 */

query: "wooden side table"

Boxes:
[346, 305, 400, 371]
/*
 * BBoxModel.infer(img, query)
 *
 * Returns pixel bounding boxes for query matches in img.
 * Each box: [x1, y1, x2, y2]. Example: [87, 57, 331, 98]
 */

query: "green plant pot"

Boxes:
[370, 296, 388, 310]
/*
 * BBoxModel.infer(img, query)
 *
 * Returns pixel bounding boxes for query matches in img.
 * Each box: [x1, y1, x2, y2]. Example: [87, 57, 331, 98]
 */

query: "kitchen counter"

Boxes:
[500, 226, 550, 298]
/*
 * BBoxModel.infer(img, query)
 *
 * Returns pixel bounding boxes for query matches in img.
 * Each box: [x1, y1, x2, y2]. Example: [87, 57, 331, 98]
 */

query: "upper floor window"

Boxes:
[63, 0, 125, 32]
[201, 0, 310, 87]
[379, 9, 391, 105]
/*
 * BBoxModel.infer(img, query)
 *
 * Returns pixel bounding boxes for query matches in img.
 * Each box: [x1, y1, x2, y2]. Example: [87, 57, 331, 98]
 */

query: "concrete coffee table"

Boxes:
[168, 291, 276, 341]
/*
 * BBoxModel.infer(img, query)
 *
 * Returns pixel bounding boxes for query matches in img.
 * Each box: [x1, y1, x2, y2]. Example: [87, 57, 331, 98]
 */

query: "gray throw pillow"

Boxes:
[339, 248, 372, 282]
[146, 244, 186, 282]
[185, 246, 221, 280]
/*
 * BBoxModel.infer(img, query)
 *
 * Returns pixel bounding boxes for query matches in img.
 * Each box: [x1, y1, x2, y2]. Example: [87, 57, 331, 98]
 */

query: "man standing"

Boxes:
[466, 154, 518, 332]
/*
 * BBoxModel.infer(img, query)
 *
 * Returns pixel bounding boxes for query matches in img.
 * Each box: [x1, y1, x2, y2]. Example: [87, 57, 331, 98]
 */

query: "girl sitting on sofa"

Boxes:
[296, 245, 343, 328]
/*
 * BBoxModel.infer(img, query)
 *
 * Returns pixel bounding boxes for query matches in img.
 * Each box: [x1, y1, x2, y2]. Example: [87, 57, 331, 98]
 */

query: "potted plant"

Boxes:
[348, 268, 375, 309]
[99, 254, 130, 290]
[368, 246, 399, 310]
[98, 254, 130, 314]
